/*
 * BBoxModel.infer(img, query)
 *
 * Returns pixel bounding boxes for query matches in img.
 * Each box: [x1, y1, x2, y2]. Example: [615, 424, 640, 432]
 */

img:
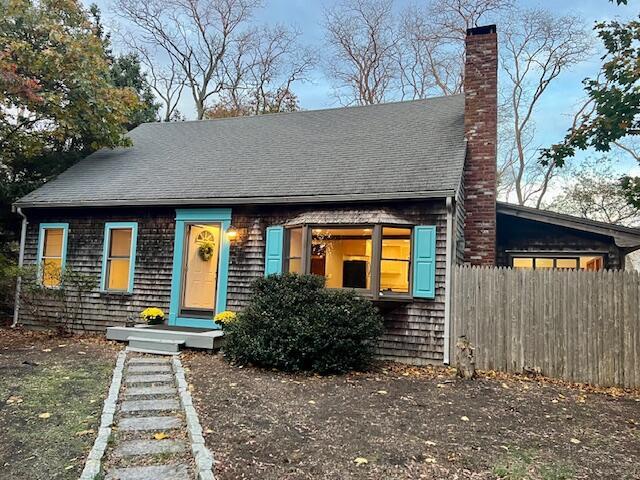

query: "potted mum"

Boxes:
[140, 307, 165, 325]
[214, 310, 237, 329]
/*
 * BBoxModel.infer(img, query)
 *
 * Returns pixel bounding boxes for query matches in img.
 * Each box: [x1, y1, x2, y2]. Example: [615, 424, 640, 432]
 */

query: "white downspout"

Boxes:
[443, 196, 454, 365]
[12, 207, 28, 328]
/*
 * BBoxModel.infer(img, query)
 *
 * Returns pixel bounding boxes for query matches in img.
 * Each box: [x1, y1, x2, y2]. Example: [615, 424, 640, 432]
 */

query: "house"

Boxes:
[12, 25, 640, 364]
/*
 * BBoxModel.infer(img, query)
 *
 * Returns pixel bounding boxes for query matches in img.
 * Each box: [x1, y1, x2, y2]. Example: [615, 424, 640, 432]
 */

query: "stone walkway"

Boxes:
[80, 352, 214, 480]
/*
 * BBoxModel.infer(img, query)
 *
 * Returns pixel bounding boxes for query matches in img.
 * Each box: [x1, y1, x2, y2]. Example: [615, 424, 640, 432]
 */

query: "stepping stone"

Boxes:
[115, 439, 186, 457]
[105, 464, 189, 480]
[121, 399, 180, 413]
[125, 385, 177, 397]
[128, 357, 171, 365]
[119, 416, 182, 431]
[125, 374, 173, 384]
[128, 364, 172, 374]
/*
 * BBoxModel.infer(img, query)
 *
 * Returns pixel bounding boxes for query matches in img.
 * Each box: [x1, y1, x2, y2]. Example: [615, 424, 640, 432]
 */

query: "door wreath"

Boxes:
[198, 240, 216, 261]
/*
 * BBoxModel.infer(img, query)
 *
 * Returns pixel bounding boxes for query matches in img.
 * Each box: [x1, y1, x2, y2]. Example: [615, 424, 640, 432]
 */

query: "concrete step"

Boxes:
[127, 364, 172, 374]
[128, 337, 184, 354]
[118, 416, 182, 431]
[125, 373, 173, 384]
[128, 357, 172, 365]
[114, 439, 186, 457]
[107, 325, 223, 350]
[105, 463, 190, 480]
[126, 347, 180, 356]
[120, 398, 180, 413]
[125, 385, 177, 397]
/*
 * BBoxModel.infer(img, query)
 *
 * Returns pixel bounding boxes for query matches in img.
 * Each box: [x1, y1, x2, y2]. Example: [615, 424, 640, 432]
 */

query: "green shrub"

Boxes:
[223, 273, 384, 373]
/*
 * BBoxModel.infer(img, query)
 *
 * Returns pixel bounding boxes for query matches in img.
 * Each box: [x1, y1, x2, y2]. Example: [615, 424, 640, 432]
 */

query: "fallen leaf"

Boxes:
[426, 440, 436, 446]
[64, 465, 74, 470]
[354, 457, 368, 465]
[78, 351, 87, 355]
[460, 416, 469, 422]
[436, 383, 446, 388]
[377, 390, 388, 395]
[153, 432, 170, 440]
[75, 429, 94, 437]
[204, 428, 214, 434]
[58, 344, 67, 347]
[38, 412, 51, 419]
[501, 383, 510, 389]
[42, 349, 51, 352]
[570, 438, 581, 444]
[6, 396, 23, 405]
[425, 458, 437, 463]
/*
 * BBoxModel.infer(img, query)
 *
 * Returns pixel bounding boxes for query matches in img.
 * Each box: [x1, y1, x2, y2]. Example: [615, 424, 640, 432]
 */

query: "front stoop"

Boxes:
[106, 325, 224, 354]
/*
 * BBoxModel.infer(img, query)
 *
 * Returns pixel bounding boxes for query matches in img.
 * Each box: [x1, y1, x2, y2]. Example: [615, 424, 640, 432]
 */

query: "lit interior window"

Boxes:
[513, 258, 533, 269]
[556, 258, 578, 270]
[285, 228, 303, 274]
[106, 228, 132, 291]
[42, 228, 64, 287]
[534, 258, 554, 269]
[380, 227, 411, 293]
[311, 227, 372, 289]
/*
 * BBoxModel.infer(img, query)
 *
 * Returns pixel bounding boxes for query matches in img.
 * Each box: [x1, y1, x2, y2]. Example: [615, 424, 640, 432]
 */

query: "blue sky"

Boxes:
[89, 0, 638, 175]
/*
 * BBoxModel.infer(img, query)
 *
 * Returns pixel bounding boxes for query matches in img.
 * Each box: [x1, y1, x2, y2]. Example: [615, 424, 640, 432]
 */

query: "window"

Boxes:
[281, 224, 433, 298]
[512, 255, 604, 271]
[380, 227, 411, 293]
[311, 227, 372, 289]
[101, 223, 138, 292]
[37, 224, 68, 288]
[285, 227, 303, 274]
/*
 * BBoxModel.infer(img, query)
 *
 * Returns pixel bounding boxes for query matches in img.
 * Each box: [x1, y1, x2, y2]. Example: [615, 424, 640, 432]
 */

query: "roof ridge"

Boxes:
[136, 94, 465, 128]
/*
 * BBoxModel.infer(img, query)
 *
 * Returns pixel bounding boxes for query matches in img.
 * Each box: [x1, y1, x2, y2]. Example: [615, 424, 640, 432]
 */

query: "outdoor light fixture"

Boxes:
[226, 225, 239, 241]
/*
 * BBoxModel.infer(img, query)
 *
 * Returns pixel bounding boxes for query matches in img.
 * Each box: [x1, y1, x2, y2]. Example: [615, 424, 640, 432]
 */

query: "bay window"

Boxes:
[274, 224, 435, 299]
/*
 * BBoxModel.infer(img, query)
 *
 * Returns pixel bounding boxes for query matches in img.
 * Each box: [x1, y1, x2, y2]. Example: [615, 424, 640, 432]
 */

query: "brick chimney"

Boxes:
[463, 24, 498, 265]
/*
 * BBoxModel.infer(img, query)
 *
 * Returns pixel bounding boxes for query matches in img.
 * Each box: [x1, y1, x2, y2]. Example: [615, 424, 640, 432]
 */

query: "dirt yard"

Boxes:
[184, 352, 640, 480]
[0, 328, 119, 480]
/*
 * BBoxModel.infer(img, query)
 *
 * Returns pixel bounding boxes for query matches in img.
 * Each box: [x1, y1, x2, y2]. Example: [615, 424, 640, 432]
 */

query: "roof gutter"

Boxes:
[13, 189, 457, 210]
[12, 207, 27, 328]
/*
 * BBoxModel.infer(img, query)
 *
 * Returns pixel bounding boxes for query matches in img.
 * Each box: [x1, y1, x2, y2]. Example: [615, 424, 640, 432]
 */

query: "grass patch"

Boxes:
[492, 449, 574, 480]
[0, 357, 114, 479]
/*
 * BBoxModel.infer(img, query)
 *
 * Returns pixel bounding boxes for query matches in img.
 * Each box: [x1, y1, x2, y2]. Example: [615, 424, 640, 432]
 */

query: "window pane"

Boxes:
[288, 258, 302, 274]
[581, 256, 603, 271]
[109, 229, 132, 257]
[381, 227, 411, 293]
[288, 228, 302, 258]
[43, 228, 63, 257]
[42, 258, 62, 287]
[108, 259, 130, 290]
[513, 258, 533, 269]
[535, 258, 554, 269]
[556, 258, 578, 270]
[312, 227, 371, 289]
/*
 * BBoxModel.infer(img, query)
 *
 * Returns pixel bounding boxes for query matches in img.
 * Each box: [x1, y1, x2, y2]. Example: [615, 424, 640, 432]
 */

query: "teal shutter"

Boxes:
[412, 226, 436, 298]
[264, 226, 284, 276]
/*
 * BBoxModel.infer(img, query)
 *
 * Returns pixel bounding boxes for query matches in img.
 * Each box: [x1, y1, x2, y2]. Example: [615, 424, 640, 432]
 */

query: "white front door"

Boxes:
[182, 224, 220, 311]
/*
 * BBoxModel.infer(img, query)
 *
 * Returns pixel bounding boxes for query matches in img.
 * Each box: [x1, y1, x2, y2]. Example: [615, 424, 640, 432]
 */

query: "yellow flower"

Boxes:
[140, 307, 165, 321]
[214, 310, 237, 327]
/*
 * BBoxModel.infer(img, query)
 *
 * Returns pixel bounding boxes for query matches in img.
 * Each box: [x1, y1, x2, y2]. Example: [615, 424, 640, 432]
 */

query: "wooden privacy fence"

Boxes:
[451, 265, 640, 388]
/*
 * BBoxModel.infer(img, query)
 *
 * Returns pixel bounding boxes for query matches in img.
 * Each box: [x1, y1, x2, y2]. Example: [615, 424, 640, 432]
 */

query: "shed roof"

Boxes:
[497, 202, 640, 249]
[16, 95, 466, 208]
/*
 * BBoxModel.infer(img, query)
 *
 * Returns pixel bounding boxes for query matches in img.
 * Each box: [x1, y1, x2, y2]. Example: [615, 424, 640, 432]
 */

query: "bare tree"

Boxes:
[131, 44, 186, 121]
[215, 25, 315, 115]
[398, 0, 510, 99]
[114, 0, 261, 120]
[498, 8, 592, 207]
[547, 157, 640, 227]
[323, 0, 400, 105]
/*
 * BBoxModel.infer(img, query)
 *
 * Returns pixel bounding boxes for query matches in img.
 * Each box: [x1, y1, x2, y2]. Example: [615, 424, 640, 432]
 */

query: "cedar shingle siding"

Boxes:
[19, 200, 449, 364]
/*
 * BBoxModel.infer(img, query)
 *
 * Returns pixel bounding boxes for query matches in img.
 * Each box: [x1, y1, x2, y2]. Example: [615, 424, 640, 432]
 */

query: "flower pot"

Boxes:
[147, 316, 164, 325]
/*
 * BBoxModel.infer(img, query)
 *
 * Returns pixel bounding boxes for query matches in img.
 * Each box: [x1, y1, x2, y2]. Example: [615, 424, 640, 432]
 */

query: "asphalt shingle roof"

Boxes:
[16, 95, 466, 208]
